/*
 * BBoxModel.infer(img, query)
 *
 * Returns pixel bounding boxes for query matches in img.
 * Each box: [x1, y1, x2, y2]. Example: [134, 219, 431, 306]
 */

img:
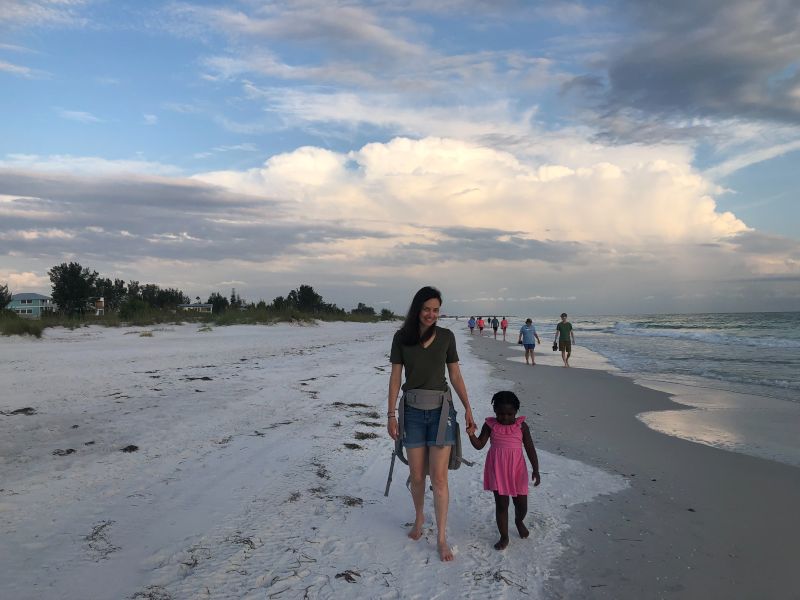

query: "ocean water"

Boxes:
[512, 312, 800, 403]
[494, 311, 800, 466]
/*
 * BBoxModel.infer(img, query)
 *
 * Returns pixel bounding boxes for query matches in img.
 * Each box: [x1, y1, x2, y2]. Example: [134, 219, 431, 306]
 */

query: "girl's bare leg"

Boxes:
[493, 491, 510, 550]
[512, 495, 529, 538]
[429, 445, 453, 561]
[406, 446, 428, 540]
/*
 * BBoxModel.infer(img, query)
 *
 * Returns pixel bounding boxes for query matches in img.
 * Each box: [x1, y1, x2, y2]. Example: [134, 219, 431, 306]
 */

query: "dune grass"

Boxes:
[0, 306, 395, 337]
[0, 312, 45, 338]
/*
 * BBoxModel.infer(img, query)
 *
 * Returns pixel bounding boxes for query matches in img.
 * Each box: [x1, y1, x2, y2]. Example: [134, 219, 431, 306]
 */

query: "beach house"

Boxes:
[177, 302, 213, 314]
[6, 293, 56, 319]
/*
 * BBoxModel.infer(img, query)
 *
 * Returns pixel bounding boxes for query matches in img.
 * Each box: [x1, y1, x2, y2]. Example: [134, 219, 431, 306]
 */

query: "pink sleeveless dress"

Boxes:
[483, 416, 528, 497]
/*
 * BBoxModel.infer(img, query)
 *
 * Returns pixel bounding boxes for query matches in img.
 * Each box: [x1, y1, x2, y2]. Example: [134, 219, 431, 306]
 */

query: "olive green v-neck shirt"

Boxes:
[390, 326, 459, 392]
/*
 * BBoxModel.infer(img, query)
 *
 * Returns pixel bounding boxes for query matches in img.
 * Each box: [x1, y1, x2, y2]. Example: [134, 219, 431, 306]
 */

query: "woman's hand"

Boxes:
[387, 416, 399, 440]
[464, 407, 476, 434]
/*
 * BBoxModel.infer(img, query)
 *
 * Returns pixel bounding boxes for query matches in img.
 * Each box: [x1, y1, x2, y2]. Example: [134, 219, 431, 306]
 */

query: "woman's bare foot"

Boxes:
[438, 541, 454, 561]
[515, 519, 530, 538]
[493, 535, 509, 550]
[408, 517, 424, 540]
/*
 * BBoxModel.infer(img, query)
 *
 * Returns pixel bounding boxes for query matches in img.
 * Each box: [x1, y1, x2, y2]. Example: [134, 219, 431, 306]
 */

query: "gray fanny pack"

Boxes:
[384, 388, 473, 496]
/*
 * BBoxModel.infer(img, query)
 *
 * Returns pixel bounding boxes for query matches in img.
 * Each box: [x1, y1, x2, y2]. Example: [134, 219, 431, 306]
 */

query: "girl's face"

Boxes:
[419, 298, 441, 329]
[494, 403, 517, 425]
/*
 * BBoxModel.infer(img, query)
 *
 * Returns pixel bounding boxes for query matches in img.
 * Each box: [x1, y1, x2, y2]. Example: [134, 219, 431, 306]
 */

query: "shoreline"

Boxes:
[467, 333, 800, 599]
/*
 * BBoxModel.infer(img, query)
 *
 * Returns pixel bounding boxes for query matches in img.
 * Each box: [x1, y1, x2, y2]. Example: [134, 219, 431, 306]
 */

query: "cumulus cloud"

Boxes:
[0, 168, 386, 267]
[0, 270, 49, 291]
[195, 136, 748, 246]
[0, 134, 796, 311]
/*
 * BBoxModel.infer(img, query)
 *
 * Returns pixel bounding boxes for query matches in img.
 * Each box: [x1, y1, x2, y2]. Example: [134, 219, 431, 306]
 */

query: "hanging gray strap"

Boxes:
[435, 390, 451, 446]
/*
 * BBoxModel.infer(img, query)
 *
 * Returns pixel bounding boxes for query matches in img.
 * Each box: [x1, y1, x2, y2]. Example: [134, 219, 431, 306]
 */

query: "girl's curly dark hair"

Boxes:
[491, 390, 520, 411]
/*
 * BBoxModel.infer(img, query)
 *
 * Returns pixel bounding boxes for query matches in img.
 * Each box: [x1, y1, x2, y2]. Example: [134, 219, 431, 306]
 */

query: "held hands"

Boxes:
[464, 407, 476, 435]
[532, 471, 541, 486]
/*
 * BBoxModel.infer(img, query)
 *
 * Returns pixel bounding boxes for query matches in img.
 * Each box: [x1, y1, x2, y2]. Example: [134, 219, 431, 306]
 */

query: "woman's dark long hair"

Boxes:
[397, 286, 442, 346]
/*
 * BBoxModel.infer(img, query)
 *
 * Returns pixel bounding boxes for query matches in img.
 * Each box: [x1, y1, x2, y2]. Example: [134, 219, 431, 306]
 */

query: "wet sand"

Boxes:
[468, 336, 800, 600]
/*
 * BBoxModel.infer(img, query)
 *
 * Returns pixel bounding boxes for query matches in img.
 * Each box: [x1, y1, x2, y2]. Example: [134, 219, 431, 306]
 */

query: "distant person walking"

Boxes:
[491, 317, 499, 339]
[554, 313, 575, 367]
[518, 319, 541, 365]
[500, 317, 508, 341]
[477, 317, 485, 336]
[468, 316, 476, 335]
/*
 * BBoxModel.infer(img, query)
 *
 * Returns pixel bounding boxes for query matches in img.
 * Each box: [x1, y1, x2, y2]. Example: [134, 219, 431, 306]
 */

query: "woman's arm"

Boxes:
[521, 422, 541, 486]
[468, 423, 491, 450]
[387, 363, 403, 440]
[446, 361, 476, 432]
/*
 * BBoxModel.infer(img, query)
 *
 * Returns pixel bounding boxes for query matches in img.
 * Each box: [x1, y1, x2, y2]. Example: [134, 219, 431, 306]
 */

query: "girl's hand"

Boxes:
[532, 471, 541, 486]
[387, 416, 399, 440]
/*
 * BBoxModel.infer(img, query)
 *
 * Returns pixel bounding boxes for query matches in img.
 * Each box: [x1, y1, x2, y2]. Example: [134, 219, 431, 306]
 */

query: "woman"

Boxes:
[387, 286, 476, 561]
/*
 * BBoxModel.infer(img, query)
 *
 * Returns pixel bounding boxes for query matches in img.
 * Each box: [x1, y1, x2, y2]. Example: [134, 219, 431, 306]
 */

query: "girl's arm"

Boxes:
[447, 361, 476, 433]
[468, 423, 491, 450]
[521, 422, 541, 486]
[535, 332, 541, 344]
[387, 363, 403, 440]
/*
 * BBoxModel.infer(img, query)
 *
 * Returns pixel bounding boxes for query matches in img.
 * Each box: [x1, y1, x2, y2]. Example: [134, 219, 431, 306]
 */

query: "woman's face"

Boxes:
[419, 298, 441, 329]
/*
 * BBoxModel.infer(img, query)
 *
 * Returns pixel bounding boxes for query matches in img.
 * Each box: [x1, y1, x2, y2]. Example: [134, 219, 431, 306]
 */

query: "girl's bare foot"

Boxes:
[408, 517, 424, 540]
[515, 519, 529, 538]
[438, 541, 454, 561]
[494, 536, 509, 550]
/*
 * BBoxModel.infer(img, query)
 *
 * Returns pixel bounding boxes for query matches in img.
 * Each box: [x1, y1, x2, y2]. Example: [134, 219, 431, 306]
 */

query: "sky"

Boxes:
[1, 0, 799, 315]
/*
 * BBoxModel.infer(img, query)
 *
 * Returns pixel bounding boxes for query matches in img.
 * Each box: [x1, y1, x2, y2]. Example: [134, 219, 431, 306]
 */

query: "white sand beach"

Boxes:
[1, 321, 625, 600]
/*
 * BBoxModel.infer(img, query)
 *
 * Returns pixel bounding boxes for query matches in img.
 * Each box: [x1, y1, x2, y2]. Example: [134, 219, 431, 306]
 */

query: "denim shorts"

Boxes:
[524, 343, 535, 350]
[402, 404, 456, 448]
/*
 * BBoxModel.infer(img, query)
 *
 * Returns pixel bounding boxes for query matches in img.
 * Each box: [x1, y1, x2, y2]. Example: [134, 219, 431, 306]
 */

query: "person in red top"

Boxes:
[477, 317, 485, 335]
[500, 317, 508, 341]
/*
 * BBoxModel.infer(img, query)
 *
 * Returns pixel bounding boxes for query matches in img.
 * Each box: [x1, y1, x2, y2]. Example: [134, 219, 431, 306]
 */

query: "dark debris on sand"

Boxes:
[131, 586, 172, 600]
[2, 407, 37, 416]
[335, 569, 361, 583]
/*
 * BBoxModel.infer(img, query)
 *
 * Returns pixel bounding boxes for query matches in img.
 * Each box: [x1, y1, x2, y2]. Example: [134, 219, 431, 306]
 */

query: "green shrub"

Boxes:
[0, 311, 44, 338]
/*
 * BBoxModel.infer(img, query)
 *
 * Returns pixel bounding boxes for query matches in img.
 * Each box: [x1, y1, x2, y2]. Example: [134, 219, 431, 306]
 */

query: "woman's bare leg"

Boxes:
[429, 445, 453, 561]
[406, 446, 428, 540]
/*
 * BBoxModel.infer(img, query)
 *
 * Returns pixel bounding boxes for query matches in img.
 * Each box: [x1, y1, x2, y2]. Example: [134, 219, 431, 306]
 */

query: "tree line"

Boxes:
[2, 262, 394, 320]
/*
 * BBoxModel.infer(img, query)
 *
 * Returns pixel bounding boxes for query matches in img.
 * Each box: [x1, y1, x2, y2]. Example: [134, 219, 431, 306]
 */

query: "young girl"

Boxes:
[468, 391, 541, 550]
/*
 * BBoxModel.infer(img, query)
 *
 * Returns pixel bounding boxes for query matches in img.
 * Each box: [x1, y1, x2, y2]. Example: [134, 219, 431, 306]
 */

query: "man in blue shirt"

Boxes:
[518, 318, 542, 365]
